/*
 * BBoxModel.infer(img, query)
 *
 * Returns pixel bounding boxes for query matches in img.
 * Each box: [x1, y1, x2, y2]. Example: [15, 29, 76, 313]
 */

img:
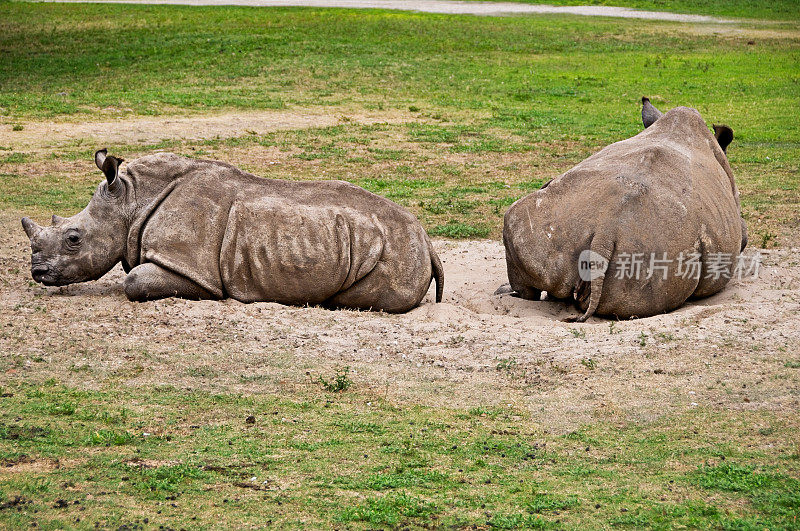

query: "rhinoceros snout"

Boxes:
[31, 264, 50, 282]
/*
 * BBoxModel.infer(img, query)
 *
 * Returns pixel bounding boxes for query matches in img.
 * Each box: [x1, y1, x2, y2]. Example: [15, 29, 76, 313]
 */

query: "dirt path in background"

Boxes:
[41, 1, 800, 40]
[42, 0, 737, 23]
[0, 109, 415, 151]
[2, 213, 798, 432]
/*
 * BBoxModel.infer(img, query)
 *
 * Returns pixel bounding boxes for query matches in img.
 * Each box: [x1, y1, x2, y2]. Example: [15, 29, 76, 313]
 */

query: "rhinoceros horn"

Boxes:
[21, 217, 42, 239]
[52, 215, 66, 225]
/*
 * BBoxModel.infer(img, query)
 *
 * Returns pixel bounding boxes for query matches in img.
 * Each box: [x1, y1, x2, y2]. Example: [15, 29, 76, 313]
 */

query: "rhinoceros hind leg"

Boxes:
[326, 262, 425, 313]
[124, 263, 216, 302]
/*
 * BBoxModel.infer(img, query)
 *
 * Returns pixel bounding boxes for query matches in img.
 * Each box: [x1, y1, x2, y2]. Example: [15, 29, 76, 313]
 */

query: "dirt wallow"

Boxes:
[2, 213, 798, 432]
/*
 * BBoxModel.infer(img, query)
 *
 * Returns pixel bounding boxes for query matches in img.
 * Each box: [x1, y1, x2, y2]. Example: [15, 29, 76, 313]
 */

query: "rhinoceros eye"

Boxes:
[65, 233, 81, 246]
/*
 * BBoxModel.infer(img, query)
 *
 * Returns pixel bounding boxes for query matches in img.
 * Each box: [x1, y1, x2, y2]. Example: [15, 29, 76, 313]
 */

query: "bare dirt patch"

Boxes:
[1, 212, 798, 433]
[0, 455, 72, 475]
[0, 108, 416, 151]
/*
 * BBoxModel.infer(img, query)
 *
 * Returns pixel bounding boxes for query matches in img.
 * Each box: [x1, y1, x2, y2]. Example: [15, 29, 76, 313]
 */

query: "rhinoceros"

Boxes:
[500, 102, 747, 321]
[21, 151, 443, 313]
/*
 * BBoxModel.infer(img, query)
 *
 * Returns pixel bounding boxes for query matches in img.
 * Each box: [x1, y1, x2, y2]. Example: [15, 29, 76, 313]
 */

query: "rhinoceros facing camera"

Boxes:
[501, 103, 747, 321]
[21, 151, 443, 313]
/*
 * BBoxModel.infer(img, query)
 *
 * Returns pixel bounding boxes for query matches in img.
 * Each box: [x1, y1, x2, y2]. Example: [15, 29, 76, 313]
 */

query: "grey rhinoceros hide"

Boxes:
[502, 106, 747, 320]
[22, 152, 443, 313]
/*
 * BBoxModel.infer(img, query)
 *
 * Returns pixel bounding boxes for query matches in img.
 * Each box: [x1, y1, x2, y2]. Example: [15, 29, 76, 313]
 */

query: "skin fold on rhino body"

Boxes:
[21, 151, 444, 313]
[501, 104, 747, 321]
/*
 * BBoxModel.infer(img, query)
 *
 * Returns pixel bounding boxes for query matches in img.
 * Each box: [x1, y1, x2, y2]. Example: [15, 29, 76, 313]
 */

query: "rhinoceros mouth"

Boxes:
[37, 276, 71, 287]
[31, 266, 68, 286]
[31, 265, 50, 283]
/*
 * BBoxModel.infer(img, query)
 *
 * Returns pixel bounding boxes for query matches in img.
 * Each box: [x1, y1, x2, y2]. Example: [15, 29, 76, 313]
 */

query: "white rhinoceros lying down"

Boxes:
[501, 102, 747, 321]
[22, 151, 443, 313]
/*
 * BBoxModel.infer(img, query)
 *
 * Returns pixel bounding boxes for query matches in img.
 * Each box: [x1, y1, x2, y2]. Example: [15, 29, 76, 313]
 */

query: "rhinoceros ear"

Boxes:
[641, 97, 662, 129]
[95, 149, 108, 171]
[713, 124, 733, 154]
[97, 151, 124, 194]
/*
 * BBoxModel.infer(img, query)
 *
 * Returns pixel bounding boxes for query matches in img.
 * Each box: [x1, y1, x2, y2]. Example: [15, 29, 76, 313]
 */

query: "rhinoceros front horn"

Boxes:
[21, 217, 42, 239]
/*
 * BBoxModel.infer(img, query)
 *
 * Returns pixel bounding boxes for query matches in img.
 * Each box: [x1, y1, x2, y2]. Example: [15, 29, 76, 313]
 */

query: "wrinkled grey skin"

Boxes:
[22, 151, 443, 313]
[500, 103, 747, 321]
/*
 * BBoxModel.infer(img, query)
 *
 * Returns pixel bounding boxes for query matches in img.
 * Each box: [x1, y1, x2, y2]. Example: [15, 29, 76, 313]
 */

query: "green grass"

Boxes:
[0, 3, 797, 240]
[0, 173, 97, 213]
[1, 3, 798, 134]
[0, 381, 797, 528]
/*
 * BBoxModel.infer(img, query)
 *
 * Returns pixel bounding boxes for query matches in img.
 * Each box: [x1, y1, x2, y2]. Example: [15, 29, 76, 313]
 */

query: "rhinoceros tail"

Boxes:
[575, 234, 614, 323]
[429, 244, 444, 303]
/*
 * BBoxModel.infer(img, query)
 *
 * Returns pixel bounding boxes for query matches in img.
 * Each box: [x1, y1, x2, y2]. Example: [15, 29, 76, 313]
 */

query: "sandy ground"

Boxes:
[2, 211, 798, 432]
[0, 109, 415, 152]
[40, 0, 737, 23]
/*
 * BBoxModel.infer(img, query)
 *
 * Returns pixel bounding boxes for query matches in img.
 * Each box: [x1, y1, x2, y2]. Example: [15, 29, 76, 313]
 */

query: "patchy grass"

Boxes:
[0, 381, 797, 528]
[0, 4, 797, 240]
[3, 118, 796, 241]
[0, 172, 97, 214]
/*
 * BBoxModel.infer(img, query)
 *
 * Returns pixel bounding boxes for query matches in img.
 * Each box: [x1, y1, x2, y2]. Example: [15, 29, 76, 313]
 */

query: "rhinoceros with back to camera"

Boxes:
[499, 101, 747, 321]
[21, 150, 443, 313]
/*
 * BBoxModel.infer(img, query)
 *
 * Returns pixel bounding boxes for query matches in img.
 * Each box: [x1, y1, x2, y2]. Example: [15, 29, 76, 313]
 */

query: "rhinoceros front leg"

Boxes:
[124, 263, 216, 302]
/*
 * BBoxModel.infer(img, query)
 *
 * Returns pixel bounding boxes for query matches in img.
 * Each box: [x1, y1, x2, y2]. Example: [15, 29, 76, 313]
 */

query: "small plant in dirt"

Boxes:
[495, 357, 518, 372]
[638, 332, 648, 347]
[759, 231, 777, 248]
[580, 358, 596, 370]
[655, 332, 675, 342]
[448, 335, 465, 346]
[318, 367, 353, 392]
[569, 328, 586, 339]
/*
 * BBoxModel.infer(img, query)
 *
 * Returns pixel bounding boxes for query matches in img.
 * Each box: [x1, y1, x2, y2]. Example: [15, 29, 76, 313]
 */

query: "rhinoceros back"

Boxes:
[502, 106, 744, 319]
[126, 155, 436, 310]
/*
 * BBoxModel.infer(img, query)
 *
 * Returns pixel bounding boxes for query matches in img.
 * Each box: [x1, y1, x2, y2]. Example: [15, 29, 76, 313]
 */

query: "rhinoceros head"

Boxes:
[21, 149, 129, 286]
[642, 97, 734, 154]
